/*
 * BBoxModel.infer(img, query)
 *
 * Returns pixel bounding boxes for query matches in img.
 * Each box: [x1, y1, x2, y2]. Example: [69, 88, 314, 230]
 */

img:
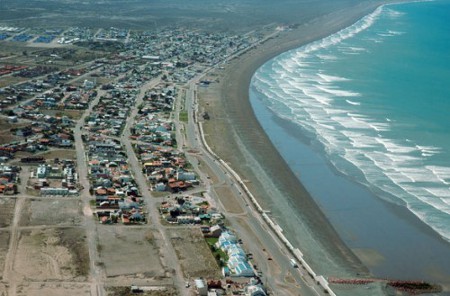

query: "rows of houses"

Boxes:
[82, 72, 150, 224]
[217, 231, 256, 278]
[0, 165, 20, 195]
[131, 84, 199, 193]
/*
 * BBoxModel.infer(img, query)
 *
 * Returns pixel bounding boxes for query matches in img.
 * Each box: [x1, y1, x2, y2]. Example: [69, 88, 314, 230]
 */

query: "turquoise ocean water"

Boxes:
[250, 0, 450, 280]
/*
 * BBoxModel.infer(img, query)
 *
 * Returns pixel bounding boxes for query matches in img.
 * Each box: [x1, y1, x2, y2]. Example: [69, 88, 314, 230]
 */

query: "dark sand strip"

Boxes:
[200, 1, 395, 277]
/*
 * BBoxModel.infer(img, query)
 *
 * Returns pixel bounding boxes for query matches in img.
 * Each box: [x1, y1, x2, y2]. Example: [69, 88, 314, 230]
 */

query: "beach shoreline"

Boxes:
[199, 0, 450, 291]
[199, 1, 392, 278]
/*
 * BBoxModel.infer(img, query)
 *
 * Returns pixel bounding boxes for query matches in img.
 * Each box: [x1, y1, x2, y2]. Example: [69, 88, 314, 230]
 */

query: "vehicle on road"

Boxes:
[290, 258, 298, 268]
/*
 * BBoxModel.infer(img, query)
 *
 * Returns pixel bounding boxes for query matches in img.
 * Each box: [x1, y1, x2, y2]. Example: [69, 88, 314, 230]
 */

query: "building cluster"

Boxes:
[0, 164, 20, 194]
[159, 195, 223, 225]
[81, 73, 151, 224]
[0, 115, 74, 162]
[217, 231, 256, 278]
[0, 66, 93, 111]
[29, 159, 79, 196]
[0, 22, 271, 294]
[85, 136, 145, 225]
[193, 274, 266, 296]
[85, 91, 135, 137]
[129, 84, 198, 192]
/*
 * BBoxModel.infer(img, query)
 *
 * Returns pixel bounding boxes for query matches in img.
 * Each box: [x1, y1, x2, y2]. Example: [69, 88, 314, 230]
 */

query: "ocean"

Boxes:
[250, 0, 450, 283]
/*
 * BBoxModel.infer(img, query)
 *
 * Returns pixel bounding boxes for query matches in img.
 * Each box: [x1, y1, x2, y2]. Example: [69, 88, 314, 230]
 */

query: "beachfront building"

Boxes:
[217, 231, 255, 277]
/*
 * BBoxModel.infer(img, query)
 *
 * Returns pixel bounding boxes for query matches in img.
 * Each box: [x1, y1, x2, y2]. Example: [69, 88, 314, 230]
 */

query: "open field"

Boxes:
[40, 109, 84, 120]
[14, 228, 89, 281]
[0, 119, 28, 144]
[168, 227, 220, 279]
[19, 198, 83, 226]
[0, 0, 362, 31]
[0, 283, 7, 296]
[107, 286, 177, 296]
[0, 197, 16, 227]
[97, 226, 165, 278]
[38, 149, 77, 160]
[16, 282, 91, 296]
[0, 231, 10, 279]
[214, 185, 245, 214]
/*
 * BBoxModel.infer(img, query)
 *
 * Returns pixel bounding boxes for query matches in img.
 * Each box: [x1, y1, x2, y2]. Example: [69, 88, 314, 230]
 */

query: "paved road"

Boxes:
[180, 75, 328, 295]
[120, 77, 190, 296]
[74, 86, 107, 296]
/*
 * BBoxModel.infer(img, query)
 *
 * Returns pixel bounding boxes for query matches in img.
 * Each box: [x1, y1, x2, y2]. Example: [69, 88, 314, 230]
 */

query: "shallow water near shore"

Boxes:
[250, 0, 450, 285]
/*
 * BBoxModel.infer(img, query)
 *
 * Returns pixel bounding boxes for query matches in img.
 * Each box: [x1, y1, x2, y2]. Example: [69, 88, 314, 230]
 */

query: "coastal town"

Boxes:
[0, 24, 300, 296]
[0, 17, 443, 296]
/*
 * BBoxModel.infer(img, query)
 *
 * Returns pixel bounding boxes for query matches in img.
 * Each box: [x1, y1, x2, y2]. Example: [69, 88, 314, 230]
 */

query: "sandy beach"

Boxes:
[199, 0, 406, 282]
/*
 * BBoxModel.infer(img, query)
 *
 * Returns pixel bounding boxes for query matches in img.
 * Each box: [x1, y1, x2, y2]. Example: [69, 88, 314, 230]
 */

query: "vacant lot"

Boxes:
[14, 228, 89, 281]
[0, 197, 16, 227]
[97, 226, 165, 278]
[107, 286, 177, 296]
[0, 118, 27, 144]
[168, 227, 220, 278]
[0, 231, 10, 279]
[39, 149, 77, 160]
[17, 282, 91, 296]
[40, 109, 83, 120]
[20, 198, 82, 226]
[0, 283, 6, 296]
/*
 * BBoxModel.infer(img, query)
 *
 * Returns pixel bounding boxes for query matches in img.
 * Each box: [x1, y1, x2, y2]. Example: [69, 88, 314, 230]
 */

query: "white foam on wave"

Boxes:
[253, 2, 450, 242]
[315, 85, 361, 97]
[416, 145, 441, 157]
[426, 166, 450, 185]
[302, 88, 333, 106]
[317, 73, 350, 83]
[388, 30, 405, 36]
[424, 187, 450, 199]
[298, 5, 383, 55]
[395, 166, 445, 185]
[348, 46, 367, 52]
[385, 8, 406, 19]
[343, 131, 381, 148]
[346, 100, 361, 106]
[316, 54, 338, 61]
[375, 137, 418, 154]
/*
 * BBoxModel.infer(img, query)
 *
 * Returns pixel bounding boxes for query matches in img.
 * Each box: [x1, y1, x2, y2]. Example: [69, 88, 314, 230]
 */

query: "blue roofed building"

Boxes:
[217, 231, 255, 277]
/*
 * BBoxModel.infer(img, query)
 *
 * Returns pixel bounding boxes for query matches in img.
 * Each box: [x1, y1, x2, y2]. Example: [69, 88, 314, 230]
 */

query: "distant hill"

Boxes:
[0, 0, 369, 31]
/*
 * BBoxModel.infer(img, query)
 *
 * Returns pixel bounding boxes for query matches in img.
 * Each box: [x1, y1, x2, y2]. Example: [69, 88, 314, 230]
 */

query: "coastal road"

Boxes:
[181, 76, 327, 296]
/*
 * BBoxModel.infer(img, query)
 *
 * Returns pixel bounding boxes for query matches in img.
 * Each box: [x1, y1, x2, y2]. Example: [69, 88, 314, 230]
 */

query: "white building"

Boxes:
[195, 278, 207, 296]
[37, 165, 48, 178]
[245, 285, 266, 296]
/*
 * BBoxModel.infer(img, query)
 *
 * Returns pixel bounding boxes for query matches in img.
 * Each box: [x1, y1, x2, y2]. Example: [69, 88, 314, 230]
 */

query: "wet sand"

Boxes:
[199, 0, 450, 292]
[200, 1, 391, 278]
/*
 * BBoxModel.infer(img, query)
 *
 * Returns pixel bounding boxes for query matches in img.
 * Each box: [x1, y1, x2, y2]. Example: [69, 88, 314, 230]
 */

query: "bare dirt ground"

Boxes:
[0, 283, 7, 296]
[38, 149, 77, 160]
[19, 198, 83, 226]
[40, 109, 83, 120]
[168, 227, 220, 279]
[14, 228, 89, 281]
[16, 282, 91, 296]
[97, 226, 166, 278]
[0, 119, 28, 144]
[106, 286, 178, 296]
[213, 186, 245, 215]
[0, 231, 10, 278]
[0, 197, 16, 227]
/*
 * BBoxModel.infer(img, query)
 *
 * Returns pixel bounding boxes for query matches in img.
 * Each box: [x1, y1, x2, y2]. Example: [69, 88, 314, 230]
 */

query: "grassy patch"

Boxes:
[179, 111, 188, 122]
[205, 237, 228, 263]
